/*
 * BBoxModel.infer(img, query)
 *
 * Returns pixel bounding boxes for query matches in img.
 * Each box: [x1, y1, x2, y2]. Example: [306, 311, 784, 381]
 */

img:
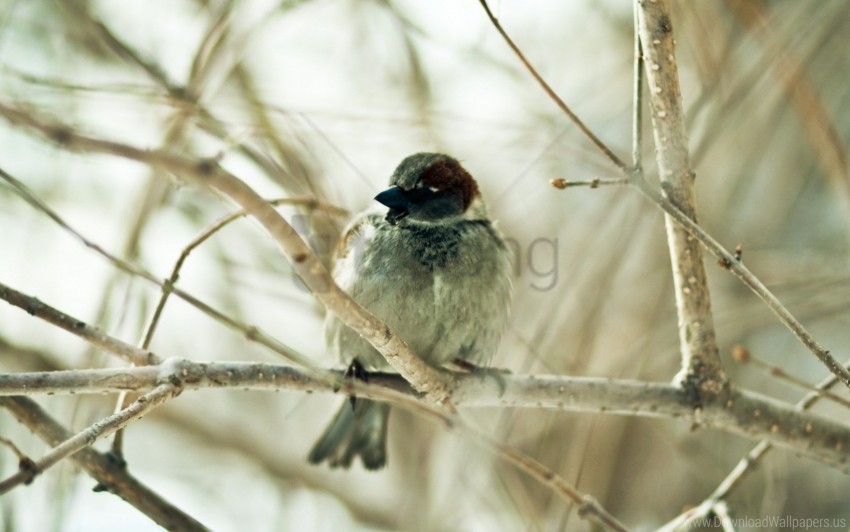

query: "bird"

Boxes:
[308, 152, 513, 470]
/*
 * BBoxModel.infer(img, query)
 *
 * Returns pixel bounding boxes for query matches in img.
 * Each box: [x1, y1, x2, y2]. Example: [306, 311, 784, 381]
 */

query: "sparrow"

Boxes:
[308, 152, 513, 470]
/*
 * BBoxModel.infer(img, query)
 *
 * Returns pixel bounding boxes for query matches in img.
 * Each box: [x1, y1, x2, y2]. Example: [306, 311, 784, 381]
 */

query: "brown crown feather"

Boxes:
[419, 158, 479, 212]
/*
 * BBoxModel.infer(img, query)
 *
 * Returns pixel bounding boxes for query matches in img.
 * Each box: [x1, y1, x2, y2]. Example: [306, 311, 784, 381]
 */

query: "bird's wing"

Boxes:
[331, 210, 383, 288]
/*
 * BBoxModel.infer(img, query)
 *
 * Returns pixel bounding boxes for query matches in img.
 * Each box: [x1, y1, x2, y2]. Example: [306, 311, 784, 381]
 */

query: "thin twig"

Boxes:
[141, 196, 346, 349]
[340, 375, 629, 530]
[338, 377, 628, 530]
[89, 18, 182, 96]
[0, 166, 312, 368]
[476, 0, 627, 170]
[631, 175, 850, 391]
[186, 1, 234, 93]
[546, 134, 850, 394]
[113, 197, 346, 457]
[732, 345, 850, 409]
[92, 5, 224, 460]
[0, 437, 29, 462]
[471, 437, 627, 531]
[0, 383, 177, 494]
[0, 396, 208, 531]
[89, 8, 339, 221]
[549, 177, 629, 190]
[0, 281, 159, 366]
[0, 101, 452, 402]
[632, 1, 644, 169]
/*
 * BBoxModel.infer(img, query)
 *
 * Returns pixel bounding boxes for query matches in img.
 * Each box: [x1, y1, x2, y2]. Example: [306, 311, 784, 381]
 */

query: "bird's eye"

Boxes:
[406, 186, 441, 204]
[413, 181, 441, 193]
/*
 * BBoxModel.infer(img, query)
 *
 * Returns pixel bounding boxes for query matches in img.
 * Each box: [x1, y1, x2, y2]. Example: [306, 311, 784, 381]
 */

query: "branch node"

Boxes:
[731, 345, 750, 364]
[733, 243, 743, 262]
[50, 126, 72, 146]
[716, 256, 733, 269]
[18, 457, 37, 485]
[550, 177, 568, 189]
[157, 358, 196, 393]
[196, 158, 216, 176]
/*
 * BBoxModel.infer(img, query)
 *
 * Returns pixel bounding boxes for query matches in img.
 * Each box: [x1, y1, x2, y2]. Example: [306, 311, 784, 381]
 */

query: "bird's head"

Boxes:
[374, 153, 485, 226]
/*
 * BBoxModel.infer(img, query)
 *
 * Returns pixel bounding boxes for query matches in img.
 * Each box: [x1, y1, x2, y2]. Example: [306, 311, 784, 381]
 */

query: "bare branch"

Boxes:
[141, 196, 347, 349]
[113, 195, 347, 457]
[0, 169, 314, 369]
[477, 0, 627, 170]
[635, 0, 726, 392]
[631, 176, 850, 391]
[659, 356, 850, 530]
[0, 281, 159, 366]
[2, 360, 849, 471]
[0, 101, 452, 401]
[632, 1, 645, 169]
[732, 345, 850, 409]
[0, 396, 208, 531]
[0, 437, 30, 463]
[0, 383, 177, 494]
[513, 0, 850, 393]
[0, 360, 629, 528]
[549, 177, 630, 190]
[472, 437, 627, 531]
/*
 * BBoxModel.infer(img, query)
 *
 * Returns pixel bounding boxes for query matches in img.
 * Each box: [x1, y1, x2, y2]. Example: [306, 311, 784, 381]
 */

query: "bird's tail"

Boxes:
[307, 399, 391, 470]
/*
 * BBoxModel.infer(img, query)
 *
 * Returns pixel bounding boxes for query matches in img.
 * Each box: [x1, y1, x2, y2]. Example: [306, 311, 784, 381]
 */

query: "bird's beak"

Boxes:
[374, 186, 410, 226]
[374, 186, 408, 208]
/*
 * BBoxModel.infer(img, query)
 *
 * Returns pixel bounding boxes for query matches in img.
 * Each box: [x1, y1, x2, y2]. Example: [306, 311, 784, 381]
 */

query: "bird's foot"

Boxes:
[344, 358, 369, 410]
[450, 358, 511, 396]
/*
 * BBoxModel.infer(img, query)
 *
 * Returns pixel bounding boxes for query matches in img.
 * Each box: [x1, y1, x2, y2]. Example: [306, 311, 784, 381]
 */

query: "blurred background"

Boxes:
[1, 0, 849, 530]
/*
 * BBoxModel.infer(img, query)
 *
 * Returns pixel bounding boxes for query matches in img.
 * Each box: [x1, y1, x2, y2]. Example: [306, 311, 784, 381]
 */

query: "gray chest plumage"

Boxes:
[376, 220, 494, 270]
[326, 215, 513, 370]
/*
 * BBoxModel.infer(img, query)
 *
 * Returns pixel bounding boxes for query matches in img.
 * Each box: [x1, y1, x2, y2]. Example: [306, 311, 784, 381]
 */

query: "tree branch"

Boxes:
[0, 101, 451, 402]
[510, 0, 850, 392]
[0, 383, 178, 494]
[140, 196, 347, 351]
[0, 281, 159, 367]
[2, 360, 848, 471]
[477, 0, 627, 170]
[0, 290, 625, 529]
[630, 176, 850, 391]
[0, 396, 208, 531]
[632, 0, 645, 169]
[0, 170, 317, 370]
[659, 356, 850, 530]
[635, 0, 726, 392]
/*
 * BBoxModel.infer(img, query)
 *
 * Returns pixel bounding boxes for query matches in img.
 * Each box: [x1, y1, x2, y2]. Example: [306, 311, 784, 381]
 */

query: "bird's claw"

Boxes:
[451, 358, 511, 397]
[343, 358, 368, 410]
